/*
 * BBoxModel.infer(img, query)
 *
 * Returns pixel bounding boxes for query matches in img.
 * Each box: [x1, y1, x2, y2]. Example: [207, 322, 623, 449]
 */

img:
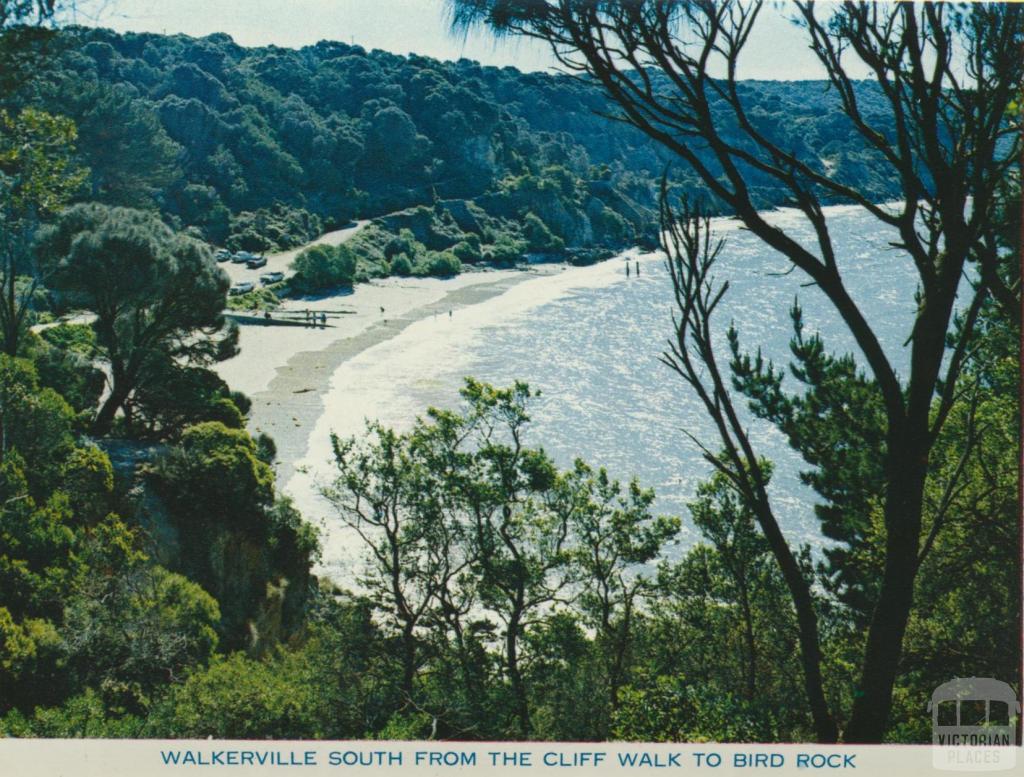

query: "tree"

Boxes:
[522, 211, 564, 253]
[62, 554, 220, 712]
[0, 453, 76, 624]
[38, 203, 237, 435]
[322, 421, 456, 705]
[563, 460, 677, 729]
[687, 470, 777, 703]
[149, 422, 318, 651]
[48, 81, 183, 209]
[290, 243, 357, 294]
[126, 360, 248, 440]
[0, 107, 86, 355]
[453, 0, 1023, 741]
[389, 252, 413, 277]
[0, 353, 75, 494]
[453, 379, 573, 738]
[425, 250, 462, 277]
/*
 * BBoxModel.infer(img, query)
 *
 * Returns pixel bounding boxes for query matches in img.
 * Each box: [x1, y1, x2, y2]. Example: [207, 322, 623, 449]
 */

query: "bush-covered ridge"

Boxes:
[5, 27, 900, 254]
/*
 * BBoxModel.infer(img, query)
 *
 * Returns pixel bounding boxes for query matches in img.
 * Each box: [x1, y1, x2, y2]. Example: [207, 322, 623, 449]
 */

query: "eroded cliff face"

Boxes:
[103, 431, 316, 656]
[197, 530, 310, 657]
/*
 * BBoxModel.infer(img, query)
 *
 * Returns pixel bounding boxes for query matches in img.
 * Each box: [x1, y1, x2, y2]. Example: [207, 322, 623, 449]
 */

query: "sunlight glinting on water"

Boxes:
[291, 206, 921, 581]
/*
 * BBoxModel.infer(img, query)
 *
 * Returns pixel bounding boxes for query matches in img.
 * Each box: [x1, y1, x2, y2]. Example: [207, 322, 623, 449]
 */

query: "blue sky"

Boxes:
[72, 0, 847, 80]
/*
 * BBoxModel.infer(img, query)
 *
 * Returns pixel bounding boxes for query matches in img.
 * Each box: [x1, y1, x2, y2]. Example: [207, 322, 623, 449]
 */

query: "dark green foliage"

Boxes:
[226, 202, 322, 253]
[290, 243, 356, 294]
[384, 228, 419, 259]
[0, 453, 77, 623]
[59, 445, 114, 526]
[29, 324, 105, 416]
[0, 689, 145, 738]
[127, 362, 249, 440]
[37, 203, 237, 435]
[43, 81, 183, 209]
[149, 422, 318, 650]
[424, 250, 461, 277]
[0, 107, 87, 355]
[0, 353, 75, 495]
[147, 652, 321, 739]
[3, 26, 901, 256]
[0, 605, 63, 713]
[729, 305, 887, 623]
[522, 211, 564, 253]
[62, 557, 220, 713]
[146, 592, 391, 739]
[225, 285, 281, 312]
[152, 422, 273, 531]
[451, 238, 482, 264]
[388, 252, 413, 277]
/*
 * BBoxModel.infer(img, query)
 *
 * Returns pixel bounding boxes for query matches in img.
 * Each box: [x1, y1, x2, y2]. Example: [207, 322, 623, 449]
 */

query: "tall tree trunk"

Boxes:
[737, 580, 757, 701]
[400, 620, 416, 704]
[452, 622, 484, 725]
[845, 435, 927, 742]
[607, 593, 634, 718]
[506, 603, 529, 738]
[92, 378, 131, 436]
[753, 500, 838, 742]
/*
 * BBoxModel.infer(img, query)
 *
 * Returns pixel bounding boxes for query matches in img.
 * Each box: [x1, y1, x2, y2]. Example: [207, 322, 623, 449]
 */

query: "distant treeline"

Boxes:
[2, 27, 900, 255]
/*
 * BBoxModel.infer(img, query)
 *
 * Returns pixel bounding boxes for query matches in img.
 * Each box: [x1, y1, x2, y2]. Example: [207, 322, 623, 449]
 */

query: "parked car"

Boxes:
[246, 256, 268, 269]
[229, 281, 255, 296]
[232, 250, 258, 264]
[260, 271, 285, 285]
[214, 248, 232, 262]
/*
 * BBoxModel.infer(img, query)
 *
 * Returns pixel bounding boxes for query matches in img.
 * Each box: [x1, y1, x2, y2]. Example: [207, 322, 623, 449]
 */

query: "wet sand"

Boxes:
[216, 268, 557, 489]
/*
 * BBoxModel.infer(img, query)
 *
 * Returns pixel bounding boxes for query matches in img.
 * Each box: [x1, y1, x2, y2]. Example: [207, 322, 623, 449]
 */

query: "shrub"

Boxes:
[384, 228, 419, 259]
[425, 251, 462, 277]
[389, 253, 413, 277]
[451, 239, 482, 264]
[523, 212, 564, 253]
[487, 235, 527, 266]
[290, 244, 357, 294]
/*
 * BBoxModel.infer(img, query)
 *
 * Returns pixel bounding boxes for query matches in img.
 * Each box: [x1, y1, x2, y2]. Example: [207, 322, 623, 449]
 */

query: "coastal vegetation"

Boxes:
[1, 21, 906, 267]
[0, 0, 1018, 746]
[453, 0, 1022, 743]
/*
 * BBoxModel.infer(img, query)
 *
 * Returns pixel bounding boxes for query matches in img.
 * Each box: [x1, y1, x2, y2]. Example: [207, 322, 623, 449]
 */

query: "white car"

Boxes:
[260, 271, 285, 285]
[229, 281, 255, 296]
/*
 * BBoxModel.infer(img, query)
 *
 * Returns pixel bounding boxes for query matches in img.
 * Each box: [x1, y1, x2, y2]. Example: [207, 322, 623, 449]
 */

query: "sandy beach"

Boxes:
[215, 265, 564, 490]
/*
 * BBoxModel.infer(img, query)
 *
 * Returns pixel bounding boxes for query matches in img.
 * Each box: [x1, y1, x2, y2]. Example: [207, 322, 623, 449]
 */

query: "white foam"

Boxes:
[286, 249, 661, 578]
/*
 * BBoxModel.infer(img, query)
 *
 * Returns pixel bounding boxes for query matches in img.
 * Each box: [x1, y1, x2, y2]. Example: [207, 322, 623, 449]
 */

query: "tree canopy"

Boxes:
[38, 203, 237, 434]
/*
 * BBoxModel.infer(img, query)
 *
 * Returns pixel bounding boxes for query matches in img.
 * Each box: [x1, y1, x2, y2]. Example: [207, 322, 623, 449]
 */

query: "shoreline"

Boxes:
[218, 267, 562, 490]
[218, 201, 882, 580]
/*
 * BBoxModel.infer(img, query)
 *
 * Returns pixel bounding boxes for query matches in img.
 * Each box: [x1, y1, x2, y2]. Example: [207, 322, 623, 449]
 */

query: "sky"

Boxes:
[71, 0, 843, 80]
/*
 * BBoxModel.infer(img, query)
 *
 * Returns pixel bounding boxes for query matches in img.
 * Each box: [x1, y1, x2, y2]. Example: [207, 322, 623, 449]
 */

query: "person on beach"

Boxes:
[320, 312, 327, 328]
[448, 309, 452, 319]
[380, 306, 385, 316]
[626, 262, 630, 278]
[635, 260, 640, 276]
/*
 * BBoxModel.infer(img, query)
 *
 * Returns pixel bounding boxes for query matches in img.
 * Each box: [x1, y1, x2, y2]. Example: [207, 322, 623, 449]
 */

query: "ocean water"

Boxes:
[291, 205, 927, 580]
